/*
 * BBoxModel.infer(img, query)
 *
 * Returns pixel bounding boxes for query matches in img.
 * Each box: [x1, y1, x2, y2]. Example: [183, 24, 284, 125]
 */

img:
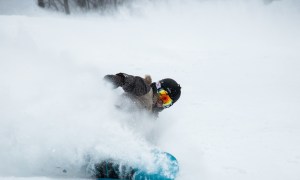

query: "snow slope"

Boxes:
[1, 0, 300, 179]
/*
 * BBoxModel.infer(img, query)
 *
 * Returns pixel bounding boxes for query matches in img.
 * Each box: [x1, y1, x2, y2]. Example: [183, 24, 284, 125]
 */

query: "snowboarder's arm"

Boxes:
[104, 73, 150, 96]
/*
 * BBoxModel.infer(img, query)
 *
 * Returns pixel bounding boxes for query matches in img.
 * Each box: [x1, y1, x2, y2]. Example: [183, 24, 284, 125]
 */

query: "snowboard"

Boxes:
[93, 151, 179, 180]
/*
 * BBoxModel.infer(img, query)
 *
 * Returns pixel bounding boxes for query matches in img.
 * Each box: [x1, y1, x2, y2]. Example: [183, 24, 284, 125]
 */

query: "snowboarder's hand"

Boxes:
[104, 74, 125, 88]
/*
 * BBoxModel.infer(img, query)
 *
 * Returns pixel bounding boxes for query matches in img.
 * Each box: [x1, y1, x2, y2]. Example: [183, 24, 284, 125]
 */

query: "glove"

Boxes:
[104, 73, 125, 88]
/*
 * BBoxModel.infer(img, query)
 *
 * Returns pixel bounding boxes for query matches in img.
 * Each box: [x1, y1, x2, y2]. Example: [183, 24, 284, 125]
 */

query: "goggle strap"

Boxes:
[156, 82, 162, 90]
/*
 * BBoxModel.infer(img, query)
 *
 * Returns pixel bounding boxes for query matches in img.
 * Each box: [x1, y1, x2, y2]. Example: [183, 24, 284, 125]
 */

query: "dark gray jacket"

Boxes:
[104, 73, 164, 117]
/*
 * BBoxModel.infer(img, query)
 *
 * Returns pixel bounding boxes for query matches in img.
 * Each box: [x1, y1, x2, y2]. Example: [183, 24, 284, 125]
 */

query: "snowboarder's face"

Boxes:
[156, 98, 164, 107]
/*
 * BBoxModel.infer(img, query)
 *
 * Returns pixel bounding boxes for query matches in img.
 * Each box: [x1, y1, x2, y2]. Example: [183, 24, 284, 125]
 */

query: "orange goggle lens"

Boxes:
[158, 89, 173, 108]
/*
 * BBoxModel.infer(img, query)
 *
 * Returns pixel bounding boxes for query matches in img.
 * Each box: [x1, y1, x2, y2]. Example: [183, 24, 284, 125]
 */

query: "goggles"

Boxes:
[158, 88, 173, 108]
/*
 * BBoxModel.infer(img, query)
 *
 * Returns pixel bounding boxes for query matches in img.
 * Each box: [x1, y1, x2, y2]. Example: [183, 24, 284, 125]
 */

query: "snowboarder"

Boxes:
[104, 73, 181, 117]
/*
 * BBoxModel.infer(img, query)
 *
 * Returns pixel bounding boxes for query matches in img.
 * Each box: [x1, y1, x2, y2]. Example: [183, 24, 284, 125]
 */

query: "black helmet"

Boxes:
[159, 78, 181, 103]
[157, 78, 181, 104]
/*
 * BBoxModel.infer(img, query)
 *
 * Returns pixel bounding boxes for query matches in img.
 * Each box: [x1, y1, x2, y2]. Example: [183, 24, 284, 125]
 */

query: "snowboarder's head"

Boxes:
[153, 78, 181, 108]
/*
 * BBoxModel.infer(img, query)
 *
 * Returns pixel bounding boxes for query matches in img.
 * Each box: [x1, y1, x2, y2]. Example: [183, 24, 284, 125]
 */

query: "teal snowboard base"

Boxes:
[94, 151, 179, 180]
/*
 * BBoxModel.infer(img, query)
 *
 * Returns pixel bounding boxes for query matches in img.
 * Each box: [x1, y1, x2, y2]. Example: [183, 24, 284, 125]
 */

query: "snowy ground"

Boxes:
[1, 0, 300, 180]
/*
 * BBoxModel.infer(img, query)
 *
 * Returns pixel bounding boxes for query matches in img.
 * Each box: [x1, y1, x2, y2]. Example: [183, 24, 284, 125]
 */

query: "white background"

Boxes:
[0, 0, 300, 179]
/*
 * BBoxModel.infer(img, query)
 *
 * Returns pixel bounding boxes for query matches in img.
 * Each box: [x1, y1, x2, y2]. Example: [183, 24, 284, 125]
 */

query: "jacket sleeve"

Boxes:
[104, 73, 150, 96]
[120, 73, 151, 96]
